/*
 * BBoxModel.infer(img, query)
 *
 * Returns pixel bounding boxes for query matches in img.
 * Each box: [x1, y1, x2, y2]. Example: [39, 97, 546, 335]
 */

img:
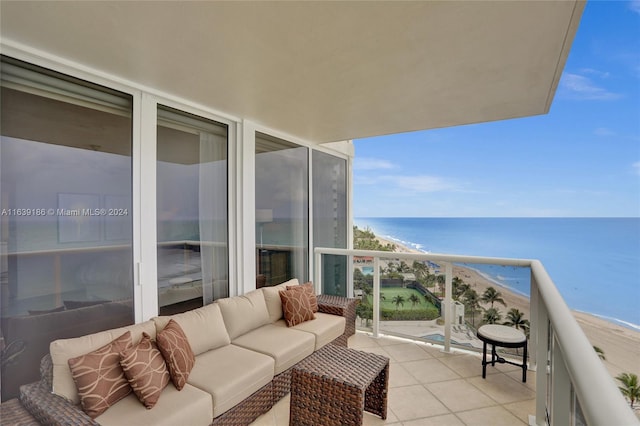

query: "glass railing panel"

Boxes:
[352, 255, 533, 355]
[316, 247, 638, 426]
[452, 262, 532, 356]
[374, 256, 444, 342]
[319, 253, 348, 297]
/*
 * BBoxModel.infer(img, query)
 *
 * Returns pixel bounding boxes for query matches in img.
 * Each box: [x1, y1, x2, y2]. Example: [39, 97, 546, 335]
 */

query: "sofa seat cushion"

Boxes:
[232, 324, 315, 375]
[274, 312, 346, 350]
[188, 345, 274, 418]
[94, 383, 212, 426]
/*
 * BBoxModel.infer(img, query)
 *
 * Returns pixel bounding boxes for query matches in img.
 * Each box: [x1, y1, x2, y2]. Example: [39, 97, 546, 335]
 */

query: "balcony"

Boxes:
[249, 248, 637, 425]
[253, 331, 535, 425]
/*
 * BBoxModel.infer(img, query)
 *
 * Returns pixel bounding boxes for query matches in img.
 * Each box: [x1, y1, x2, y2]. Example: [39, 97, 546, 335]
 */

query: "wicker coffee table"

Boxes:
[290, 344, 389, 426]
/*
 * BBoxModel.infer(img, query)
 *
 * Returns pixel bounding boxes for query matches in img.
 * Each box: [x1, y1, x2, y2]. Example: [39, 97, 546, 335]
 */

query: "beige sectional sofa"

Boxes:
[19, 279, 357, 426]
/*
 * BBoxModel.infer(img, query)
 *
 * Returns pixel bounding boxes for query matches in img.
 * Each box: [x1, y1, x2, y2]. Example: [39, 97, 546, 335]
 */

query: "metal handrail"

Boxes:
[529, 260, 637, 425]
[314, 247, 638, 425]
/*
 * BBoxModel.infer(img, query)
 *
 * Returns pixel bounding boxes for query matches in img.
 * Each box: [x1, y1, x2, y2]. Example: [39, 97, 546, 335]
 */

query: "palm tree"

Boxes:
[593, 346, 606, 361]
[452, 277, 469, 300]
[391, 294, 405, 310]
[462, 289, 481, 327]
[386, 262, 397, 274]
[362, 286, 372, 304]
[353, 226, 395, 251]
[481, 286, 507, 308]
[412, 261, 429, 282]
[436, 275, 445, 296]
[616, 372, 640, 408]
[398, 260, 411, 273]
[408, 293, 420, 309]
[482, 307, 502, 324]
[355, 303, 373, 327]
[503, 308, 530, 334]
[503, 308, 529, 353]
[353, 268, 368, 290]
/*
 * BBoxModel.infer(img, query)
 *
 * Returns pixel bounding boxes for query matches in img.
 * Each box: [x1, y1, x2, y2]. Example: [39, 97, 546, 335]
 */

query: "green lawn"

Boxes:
[366, 287, 433, 311]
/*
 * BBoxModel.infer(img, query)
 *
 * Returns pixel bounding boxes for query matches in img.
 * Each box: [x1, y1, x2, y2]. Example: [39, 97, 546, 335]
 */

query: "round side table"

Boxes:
[477, 324, 527, 382]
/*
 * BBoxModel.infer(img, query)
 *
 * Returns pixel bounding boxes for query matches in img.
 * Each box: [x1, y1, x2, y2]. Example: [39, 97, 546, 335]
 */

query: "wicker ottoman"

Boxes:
[290, 344, 389, 426]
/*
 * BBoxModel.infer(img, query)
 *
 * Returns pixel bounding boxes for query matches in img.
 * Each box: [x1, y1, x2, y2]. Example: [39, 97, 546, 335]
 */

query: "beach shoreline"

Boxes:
[375, 234, 640, 379]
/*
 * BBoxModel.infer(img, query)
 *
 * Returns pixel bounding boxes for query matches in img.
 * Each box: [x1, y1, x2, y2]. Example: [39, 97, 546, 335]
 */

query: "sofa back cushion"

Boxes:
[50, 321, 156, 405]
[262, 278, 299, 322]
[152, 303, 230, 356]
[217, 289, 270, 340]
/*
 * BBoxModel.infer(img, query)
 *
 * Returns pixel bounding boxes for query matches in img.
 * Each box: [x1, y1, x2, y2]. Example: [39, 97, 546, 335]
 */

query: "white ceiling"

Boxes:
[1, 1, 584, 144]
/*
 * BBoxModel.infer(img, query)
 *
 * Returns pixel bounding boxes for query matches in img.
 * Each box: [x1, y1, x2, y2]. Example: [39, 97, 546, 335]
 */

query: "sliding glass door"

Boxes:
[156, 106, 228, 314]
[0, 55, 349, 402]
[0, 57, 134, 400]
[255, 133, 308, 287]
[312, 151, 348, 296]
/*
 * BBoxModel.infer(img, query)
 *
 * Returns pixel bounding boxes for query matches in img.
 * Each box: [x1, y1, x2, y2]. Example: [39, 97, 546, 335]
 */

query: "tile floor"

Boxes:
[251, 332, 536, 426]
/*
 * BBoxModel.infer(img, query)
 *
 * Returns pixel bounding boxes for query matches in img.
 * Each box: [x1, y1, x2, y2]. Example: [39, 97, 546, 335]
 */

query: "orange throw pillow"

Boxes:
[287, 281, 318, 313]
[279, 287, 315, 326]
[156, 319, 195, 390]
[68, 331, 132, 418]
[119, 333, 170, 409]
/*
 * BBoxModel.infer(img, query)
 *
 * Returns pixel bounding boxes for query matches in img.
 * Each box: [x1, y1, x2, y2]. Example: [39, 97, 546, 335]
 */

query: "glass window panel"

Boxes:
[156, 106, 228, 315]
[0, 57, 133, 401]
[312, 151, 348, 296]
[255, 133, 308, 287]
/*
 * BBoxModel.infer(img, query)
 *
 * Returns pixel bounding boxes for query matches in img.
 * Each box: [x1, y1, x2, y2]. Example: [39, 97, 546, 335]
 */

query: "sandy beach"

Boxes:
[375, 235, 640, 379]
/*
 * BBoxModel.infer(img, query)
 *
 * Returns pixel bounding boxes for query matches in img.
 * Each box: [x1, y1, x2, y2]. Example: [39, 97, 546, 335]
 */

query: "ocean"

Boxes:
[354, 217, 640, 331]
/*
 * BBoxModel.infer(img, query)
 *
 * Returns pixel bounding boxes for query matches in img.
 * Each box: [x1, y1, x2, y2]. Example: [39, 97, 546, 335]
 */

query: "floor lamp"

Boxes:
[256, 209, 273, 280]
[256, 209, 273, 249]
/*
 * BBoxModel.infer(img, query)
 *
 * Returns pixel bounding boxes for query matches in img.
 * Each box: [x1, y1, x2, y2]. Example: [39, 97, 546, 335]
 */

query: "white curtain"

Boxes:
[198, 132, 227, 303]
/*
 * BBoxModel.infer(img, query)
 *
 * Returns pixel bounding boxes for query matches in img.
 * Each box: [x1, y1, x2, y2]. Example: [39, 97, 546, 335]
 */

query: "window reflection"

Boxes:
[156, 106, 228, 315]
[312, 151, 348, 296]
[0, 58, 133, 400]
[255, 133, 309, 287]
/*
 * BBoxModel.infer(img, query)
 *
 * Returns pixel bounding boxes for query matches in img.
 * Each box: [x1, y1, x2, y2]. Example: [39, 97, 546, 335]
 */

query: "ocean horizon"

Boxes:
[354, 217, 640, 331]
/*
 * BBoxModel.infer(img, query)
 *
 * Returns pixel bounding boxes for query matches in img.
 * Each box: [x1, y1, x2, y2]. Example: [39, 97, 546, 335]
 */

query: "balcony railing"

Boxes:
[314, 247, 638, 426]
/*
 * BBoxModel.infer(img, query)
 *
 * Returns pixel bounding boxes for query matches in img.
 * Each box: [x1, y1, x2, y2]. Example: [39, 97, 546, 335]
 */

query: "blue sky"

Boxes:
[353, 1, 640, 218]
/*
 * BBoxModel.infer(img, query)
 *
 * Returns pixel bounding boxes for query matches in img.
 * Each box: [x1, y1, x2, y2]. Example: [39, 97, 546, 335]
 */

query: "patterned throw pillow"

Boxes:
[156, 319, 195, 390]
[287, 281, 318, 313]
[68, 331, 133, 418]
[279, 287, 315, 327]
[119, 332, 170, 409]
